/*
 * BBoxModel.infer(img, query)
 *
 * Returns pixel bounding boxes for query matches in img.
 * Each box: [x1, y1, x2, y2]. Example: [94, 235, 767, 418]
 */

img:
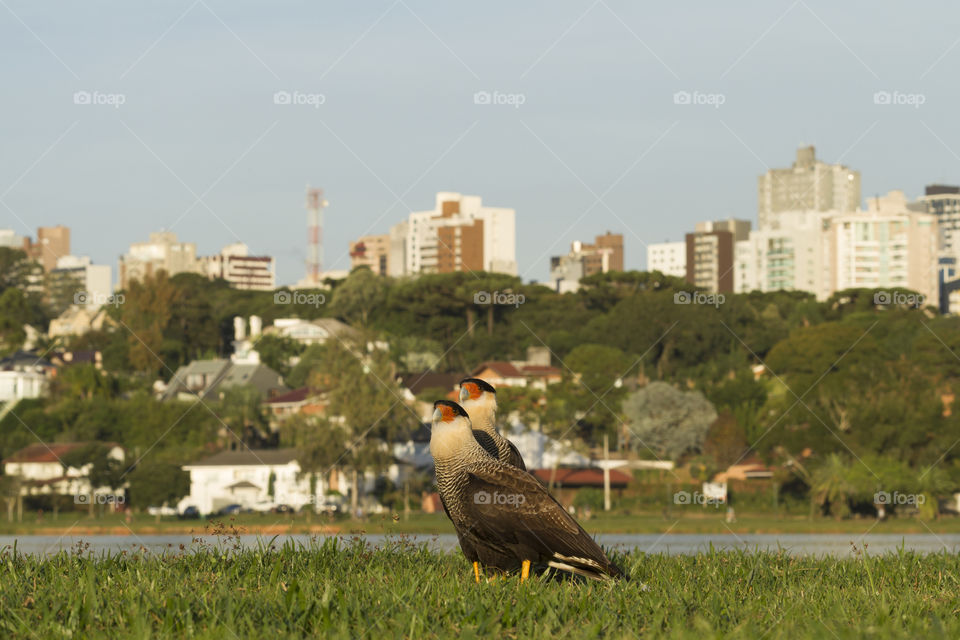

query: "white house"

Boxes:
[0, 370, 48, 402]
[2, 442, 125, 500]
[178, 448, 354, 515]
[264, 318, 358, 347]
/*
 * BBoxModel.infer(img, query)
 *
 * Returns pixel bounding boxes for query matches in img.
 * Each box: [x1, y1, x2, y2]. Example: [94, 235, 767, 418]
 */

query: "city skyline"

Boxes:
[4, 2, 960, 285]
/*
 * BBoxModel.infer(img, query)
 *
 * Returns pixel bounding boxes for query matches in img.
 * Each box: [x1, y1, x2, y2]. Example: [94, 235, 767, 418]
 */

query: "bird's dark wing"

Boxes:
[472, 430, 500, 460]
[504, 439, 526, 471]
[461, 462, 622, 579]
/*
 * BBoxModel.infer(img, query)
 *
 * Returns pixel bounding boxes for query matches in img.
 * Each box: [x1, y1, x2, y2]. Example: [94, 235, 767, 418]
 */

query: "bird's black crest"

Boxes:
[459, 377, 496, 394]
[434, 399, 470, 418]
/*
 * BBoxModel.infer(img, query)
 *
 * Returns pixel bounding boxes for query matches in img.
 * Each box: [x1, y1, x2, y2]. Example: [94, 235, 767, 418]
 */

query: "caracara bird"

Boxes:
[459, 377, 526, 470]
[431, 400, 624, 582]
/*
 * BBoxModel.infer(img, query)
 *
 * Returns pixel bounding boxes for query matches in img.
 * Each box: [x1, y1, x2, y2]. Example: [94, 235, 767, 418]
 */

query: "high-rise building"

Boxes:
[548, 232, 624, 292]
[120, 233, 274, 290]
[349, 234, 391, 275]
[826, 191, 938, 305]
[684, 219, 751, 293]
[647, 241, 686, 278]
[404, 192, 516, 276]
[735, 211, 831, 299]
[119, 231, 202, 288]
[758, 145, 860, 230]
[52, 255, 112, 308]
[916, 184, 960, 256]
[0, 229, 24, 249]
[23, 225, 70, 272]
[203, 243, 276, 291]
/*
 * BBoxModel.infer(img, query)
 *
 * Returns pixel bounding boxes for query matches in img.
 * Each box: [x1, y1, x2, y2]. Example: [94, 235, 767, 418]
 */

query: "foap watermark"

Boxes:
[74, 291, 124, 307]
[274, 290, 326, 307]
[75, 493, 125, 505]
[673, 90, 725, 108]
[873, 290, 924, 308]
[474, 290, 525, 307]
[473, 90, 526, 108]
[673, 291, 724, 308]
[873, 90, 925, 108]
[673, 491, 723, 508]
[73, 90, 126, 108]
[474, 490, 526, 506]
[874, 491, 925, 506]
[273, 90, 326, 108]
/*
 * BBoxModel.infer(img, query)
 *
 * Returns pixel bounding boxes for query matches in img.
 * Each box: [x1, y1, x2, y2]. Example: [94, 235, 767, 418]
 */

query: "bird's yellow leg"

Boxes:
[473, 561, 481, 584]
[520, 560, 531, 583]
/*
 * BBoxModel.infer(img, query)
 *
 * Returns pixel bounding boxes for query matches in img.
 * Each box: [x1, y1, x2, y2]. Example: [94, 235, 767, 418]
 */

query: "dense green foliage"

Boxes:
[5, 264, 960, 515]
[1, 539, 959, 638]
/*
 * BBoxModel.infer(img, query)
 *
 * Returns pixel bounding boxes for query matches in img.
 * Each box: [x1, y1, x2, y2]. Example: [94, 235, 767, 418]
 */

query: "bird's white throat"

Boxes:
[462, 394, 497, 433]
[430, 418, 474, 460]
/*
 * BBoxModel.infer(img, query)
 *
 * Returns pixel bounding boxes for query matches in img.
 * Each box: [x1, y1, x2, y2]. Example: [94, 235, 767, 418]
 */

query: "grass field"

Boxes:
[2, 535, 959, 639]
[4, 510, 960, 536]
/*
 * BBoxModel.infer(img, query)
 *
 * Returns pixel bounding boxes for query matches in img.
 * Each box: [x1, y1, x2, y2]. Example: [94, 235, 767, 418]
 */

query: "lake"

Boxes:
[2, 533, 959, 556]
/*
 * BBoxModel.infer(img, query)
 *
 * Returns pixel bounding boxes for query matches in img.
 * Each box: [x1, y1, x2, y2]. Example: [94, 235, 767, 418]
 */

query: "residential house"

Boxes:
[162, 359, 288, 402]
[2, 442, 125, 500]
[47, 305, 113, 338]
[263, 318, 358, 347]
[264, 386, 329, 420]
[177, 448, 353, 515]
[0, 351, 56, 402]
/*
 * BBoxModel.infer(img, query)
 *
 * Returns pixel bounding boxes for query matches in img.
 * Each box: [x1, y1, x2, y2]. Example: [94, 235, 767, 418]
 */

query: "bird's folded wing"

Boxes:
[462, 462, 583, 540]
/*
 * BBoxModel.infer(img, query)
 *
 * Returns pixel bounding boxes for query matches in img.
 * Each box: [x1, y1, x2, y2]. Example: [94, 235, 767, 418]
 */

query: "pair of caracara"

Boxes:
[431, 378, 624, 582]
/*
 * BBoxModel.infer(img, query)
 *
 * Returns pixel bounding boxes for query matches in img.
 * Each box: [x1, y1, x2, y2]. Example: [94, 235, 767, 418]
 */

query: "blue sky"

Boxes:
[3, 1, 960, 286]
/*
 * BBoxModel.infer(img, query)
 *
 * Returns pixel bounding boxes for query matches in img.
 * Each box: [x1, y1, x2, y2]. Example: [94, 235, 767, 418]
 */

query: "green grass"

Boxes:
[2, 536, 959, 639]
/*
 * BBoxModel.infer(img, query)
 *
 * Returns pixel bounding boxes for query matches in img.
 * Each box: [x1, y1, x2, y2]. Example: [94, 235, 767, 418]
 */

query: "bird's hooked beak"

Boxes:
[432, 406, 443, 423]
[458, 386, 469, 403]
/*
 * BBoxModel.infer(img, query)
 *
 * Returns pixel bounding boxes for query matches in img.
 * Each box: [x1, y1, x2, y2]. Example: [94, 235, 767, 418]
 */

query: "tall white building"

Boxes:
[204, 242, 276, 291]
[646, 241, 686, 278]
[119, 233, 275, 291]
[53, 255, 112, 308]
[758, 145, 861, 231]
[735, 211, 831, 299]
[399, 192, 517, 276]
[827, 191, 938, 304]
[119, 231, 203, 288]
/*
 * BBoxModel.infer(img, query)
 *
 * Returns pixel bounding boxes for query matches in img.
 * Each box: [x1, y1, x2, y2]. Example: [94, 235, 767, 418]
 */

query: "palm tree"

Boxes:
[811, 453, 857, 519]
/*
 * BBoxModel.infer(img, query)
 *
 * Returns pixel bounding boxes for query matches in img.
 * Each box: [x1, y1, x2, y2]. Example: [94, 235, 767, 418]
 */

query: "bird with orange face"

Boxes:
[458, 377, 526, 470]
[430, 399, 623, 582]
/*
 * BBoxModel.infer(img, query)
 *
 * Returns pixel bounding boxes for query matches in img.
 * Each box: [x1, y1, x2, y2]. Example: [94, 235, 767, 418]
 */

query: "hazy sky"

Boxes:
[3, 1, 960, 286]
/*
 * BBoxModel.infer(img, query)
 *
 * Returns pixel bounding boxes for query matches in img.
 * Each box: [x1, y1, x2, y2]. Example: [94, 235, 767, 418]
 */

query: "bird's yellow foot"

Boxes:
[520, 560, 531, 583]
[473, 561, 481, 584]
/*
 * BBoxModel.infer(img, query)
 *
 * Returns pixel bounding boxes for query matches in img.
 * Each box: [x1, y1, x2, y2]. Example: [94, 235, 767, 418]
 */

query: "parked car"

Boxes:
[272, 504, 293, 514]
[178, 506, 200, 519]
[215, 503, 243, 516]
[250, 500, 276, 513]
[146, 505, 178, 517]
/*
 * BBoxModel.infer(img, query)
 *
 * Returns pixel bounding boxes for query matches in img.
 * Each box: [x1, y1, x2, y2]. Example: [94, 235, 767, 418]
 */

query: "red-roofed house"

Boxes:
[531, 467, 632, 489]
[264, 386, 328, 420]
[471, 361, 562, 389]
[2, 442, 125, 501]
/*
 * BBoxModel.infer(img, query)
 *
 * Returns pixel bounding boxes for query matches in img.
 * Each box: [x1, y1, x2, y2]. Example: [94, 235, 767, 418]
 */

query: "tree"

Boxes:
[60, 443, 125, 515]
[255, 334, 303, 378]
[126, 460, 189, 508]
[117, 271, 177, 375]
[217, 385, 271, 446]
[810, 453, 859, 519]
[0, 288, 31, 354]
[329, 267, 389, 327]
[622, 382, 717, 460]
[297, 339, 417, 513]
[703, 411, 749, 469]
